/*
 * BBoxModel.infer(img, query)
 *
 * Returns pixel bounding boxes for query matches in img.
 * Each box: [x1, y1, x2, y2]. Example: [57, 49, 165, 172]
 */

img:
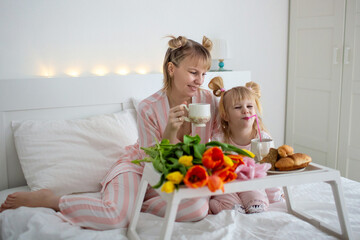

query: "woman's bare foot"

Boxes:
[0, 189, 60, 212]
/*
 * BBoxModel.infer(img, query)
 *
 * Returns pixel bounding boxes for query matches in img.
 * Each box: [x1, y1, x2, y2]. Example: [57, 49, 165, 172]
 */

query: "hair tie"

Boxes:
[248, 87, 253, 91]
[220, 88, 225, 92]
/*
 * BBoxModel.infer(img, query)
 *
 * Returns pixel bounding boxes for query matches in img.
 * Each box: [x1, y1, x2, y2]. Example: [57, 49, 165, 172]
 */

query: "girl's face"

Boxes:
[224, 97, 256, 131]
[168, 56, 207, 99]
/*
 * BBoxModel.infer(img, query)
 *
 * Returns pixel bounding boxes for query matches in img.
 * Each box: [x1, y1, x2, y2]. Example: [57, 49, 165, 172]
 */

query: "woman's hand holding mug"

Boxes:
[180, 103, 211, 127]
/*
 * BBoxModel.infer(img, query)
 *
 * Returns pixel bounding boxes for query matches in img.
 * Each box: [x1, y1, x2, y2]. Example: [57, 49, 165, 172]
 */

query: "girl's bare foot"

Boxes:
[0, 189, 60, 212]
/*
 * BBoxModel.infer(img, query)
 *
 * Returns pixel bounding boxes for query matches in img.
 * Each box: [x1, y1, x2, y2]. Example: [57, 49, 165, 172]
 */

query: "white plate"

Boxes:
[267, 167, 306, 174]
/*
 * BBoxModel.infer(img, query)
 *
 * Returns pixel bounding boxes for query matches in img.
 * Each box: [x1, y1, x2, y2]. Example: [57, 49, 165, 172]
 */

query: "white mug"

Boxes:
[180, 103, 211, 127]
[251, 138, 275, 162]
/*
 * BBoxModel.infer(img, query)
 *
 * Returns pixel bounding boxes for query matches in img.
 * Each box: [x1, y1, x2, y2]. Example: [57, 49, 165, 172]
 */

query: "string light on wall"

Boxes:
[116, 68, 130, 75]
[39, 67, 55, 78]
[135, 67, 149, 75]
[66, 69, 81, 77]
[92, 66, 108, 76]
[37, 64, 164, 78]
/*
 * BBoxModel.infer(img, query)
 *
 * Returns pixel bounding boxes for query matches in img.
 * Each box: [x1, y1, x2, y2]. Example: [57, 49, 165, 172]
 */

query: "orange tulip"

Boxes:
[183, 165, 209, 188]
[208, 175, 224, 192]
[227, 154, 245, 171]
[214, 167, 237, 183]
[202, 147, 224, 170]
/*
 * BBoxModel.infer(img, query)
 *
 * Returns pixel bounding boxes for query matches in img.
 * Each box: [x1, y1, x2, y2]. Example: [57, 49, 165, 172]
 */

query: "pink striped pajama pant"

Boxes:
[58, 172, 209, 230]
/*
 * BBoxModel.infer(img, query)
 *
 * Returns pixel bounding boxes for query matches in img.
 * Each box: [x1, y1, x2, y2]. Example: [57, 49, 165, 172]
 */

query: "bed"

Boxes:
[0, 72, 359, 240]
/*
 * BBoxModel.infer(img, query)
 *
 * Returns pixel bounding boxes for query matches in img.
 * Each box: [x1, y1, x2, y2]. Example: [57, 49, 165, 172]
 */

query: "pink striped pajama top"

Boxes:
[100, 88, 220, 191]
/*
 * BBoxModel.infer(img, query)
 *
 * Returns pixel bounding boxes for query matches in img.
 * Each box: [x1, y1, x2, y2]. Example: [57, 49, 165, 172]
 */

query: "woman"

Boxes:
[0, 36, 220, 230]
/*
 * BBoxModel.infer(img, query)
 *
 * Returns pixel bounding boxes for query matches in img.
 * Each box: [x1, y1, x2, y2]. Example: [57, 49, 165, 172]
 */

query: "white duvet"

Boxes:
[1, 178, 359, 240]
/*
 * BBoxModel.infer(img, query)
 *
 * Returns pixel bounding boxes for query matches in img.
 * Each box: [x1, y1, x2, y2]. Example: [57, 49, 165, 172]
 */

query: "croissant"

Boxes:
[278, 145, 294, 158]
[275, 153, 312, 171]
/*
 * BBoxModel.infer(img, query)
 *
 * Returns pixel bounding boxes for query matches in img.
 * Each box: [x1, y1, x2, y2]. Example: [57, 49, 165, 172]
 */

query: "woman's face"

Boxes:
[168, 56, 208, 99]
[224, 96, 256, 131]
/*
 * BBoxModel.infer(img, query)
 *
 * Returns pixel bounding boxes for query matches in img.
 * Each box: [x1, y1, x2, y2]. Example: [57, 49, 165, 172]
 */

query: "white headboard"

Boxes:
[0, 71, 250, 191]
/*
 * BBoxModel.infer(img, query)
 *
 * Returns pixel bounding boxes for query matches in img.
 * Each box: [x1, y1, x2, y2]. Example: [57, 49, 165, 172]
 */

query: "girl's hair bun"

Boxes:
[245, 81, 261, 98]
[208, 76, 224, 97]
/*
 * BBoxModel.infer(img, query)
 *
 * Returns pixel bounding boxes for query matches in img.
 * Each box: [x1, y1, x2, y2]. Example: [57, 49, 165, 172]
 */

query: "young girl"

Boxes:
[208, 76, 283, 214]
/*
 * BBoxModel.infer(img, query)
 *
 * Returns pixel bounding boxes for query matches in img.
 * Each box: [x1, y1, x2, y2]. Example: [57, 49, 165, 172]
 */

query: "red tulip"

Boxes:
[183, 165, 209, 188]
[202, 147, 224, 170]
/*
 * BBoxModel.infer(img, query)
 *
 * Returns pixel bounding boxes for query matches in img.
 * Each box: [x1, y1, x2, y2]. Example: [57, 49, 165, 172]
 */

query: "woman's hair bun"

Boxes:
[168, 36, 188, 49]
[202, 36, 213, 51]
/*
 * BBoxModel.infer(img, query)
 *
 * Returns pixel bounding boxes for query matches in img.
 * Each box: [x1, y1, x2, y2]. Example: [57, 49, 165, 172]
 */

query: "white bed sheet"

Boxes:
[1, 177, 359, 240]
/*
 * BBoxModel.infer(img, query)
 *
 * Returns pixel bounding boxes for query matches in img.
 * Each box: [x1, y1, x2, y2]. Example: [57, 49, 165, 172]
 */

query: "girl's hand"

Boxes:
[163, 102, 187, 143]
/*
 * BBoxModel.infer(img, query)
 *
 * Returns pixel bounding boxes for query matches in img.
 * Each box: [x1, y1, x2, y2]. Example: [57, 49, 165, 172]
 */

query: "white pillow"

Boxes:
[131, 97, 142, 112]
[114, 109, 138, 144]
[12, 110, 138, 196]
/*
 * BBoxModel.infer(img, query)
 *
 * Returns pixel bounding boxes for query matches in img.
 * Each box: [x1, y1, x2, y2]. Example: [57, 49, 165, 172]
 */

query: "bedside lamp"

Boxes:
[211, 39, 229, 71]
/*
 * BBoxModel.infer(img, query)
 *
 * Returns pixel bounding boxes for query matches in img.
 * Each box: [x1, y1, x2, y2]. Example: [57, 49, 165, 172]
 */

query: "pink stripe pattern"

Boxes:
[59, 172, 141, 230]
[58, 88, 219, 229]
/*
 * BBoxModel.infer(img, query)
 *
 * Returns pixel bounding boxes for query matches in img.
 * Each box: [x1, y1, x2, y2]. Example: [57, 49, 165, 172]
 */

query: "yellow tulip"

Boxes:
[179, 155, 193, 167]
[161, 181, 175, 193]
[224, 155, 234, 167]
[241, 149, 255, 158]
[166, 171, 184, 184]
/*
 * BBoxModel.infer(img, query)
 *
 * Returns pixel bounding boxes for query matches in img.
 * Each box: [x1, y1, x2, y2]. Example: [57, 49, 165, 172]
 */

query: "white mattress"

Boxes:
[1, 177, 359, 240]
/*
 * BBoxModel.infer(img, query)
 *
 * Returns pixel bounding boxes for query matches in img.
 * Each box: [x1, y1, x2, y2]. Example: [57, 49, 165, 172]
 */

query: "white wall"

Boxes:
[0, 0, 289, 145]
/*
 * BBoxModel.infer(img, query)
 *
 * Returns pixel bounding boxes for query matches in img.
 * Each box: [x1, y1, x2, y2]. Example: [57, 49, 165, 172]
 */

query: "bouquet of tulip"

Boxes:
[132, 135, 255, 193]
